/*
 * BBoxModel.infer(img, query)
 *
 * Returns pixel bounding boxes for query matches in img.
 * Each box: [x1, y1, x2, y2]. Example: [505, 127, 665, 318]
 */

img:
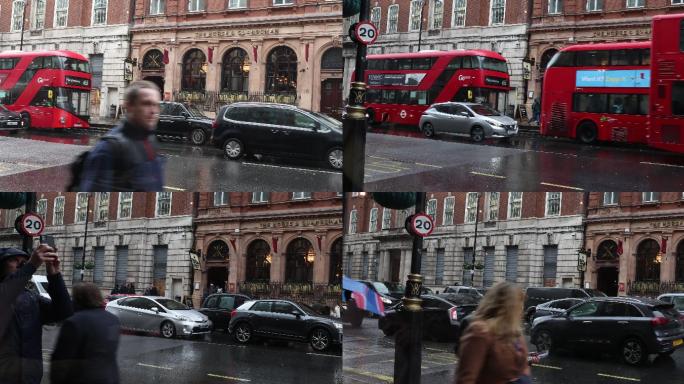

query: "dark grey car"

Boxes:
[0, 104, 23, 131]
[418, 102, 518, 141]
[157, 102, 213, 145]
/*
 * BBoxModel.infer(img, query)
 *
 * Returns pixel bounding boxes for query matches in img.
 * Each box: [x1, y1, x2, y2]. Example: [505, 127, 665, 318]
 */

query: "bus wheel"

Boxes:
[20, 113, 30, 130]
[422, 123, 435, 138]
[577, 121, 598, 144]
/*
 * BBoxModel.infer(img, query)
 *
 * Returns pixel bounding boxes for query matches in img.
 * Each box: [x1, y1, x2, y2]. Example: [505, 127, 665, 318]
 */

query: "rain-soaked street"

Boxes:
[40, 325, 342, 384]
[344, 318, 684, 384]
[363, 127, 684, 191]
[0, 130, 341, 191]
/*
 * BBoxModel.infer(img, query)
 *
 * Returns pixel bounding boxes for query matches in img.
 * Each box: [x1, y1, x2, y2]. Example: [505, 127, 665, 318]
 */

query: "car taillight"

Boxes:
[231, 310, 237, 318]
[651, 316, 669, 327]
[449, 307, 458, 321]
[212, 121, 217, 129]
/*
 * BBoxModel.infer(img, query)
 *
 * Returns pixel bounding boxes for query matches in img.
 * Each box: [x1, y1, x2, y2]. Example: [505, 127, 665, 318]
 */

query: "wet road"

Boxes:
[344, 318, 684, 384]
[41, 325, 342, 384]
[363, 128, 684, 191]
[0, 130, 341, 191]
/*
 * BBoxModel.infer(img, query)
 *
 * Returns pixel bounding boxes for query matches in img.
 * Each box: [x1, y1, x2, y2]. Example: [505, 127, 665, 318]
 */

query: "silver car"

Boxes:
[106, 296, 213, 339]
[419, 102, 518, 142]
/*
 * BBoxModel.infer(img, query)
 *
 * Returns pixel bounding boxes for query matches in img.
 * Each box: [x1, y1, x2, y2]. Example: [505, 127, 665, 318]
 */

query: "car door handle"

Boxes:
[582, 321, 592, 324]
[617, 321, 629, 324]
[271, 129, 280, 134]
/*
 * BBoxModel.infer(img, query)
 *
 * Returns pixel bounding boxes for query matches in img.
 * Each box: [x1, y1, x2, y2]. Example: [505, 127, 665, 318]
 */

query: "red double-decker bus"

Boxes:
[361, 50, 512, 126]
[0, 50, 91, 129]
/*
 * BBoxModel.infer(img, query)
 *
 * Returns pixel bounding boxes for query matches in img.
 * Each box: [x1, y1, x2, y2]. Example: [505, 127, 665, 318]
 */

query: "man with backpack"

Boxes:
[71, 80, 164, 191]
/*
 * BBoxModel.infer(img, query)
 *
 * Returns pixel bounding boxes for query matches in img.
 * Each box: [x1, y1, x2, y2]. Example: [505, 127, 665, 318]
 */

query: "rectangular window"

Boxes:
[443, 196, 455, 225]
[626, 0, 644, 8]
[573, 93, 608, 113]
[75, 193, 88, 223]
[54, 196, 65, 225]
[674, 82, 684, 115]
[92, 0, 107, 25]
[72, 247, 83, 283]
[605, 94, 648, 115]
[409, 0, 422, 31]
[36, 199, 47, 221]
[93, 246, 105, 284]
[382, 208, 391, 230]
[349, 210, 358, 234]
[11, 1, 24, 32]
[118, 192, 132, 219]
[545, 192, 562, 216]
[96, 192, 109, 221]
[252, 192, 269, 203]
[229, 0, 247, 8]
[156, 192, 172, 217]
[396, 208, 411, 228]
[548, 0, 562, 14]
[465, 192, 478, 223]
[115, 246, 128, 286]
[483, 247, 495, 287]
[292, 192, 312, 200]
[32, 0, 46, 30]
[508, 192, 523, 219]
[462, 247, 473, 285]
[453, 0, 466, 27]
[153, 245, 168, 280]
[214, 192, 229, 206]
[426, 199, 437, 221]
[490, 0, 505, 25]
[188, 0, 205, 11]
[675, 0, 684, 4]
[150, 0, 165, 14]
[609, 50, 639, 66]
[55, 0, 69, 27]
[431, 0, 444, 29]
[487, 192, 500, 221]
[371, 6, 381, 27]
[603, 192, 619, 206]
[273, 0, 293, 5]
[369, 208, 378, 232]
[505, 246, 518, 282]
[586, 0, 602, 11]
[642, 192, 659, 203]
[435, 248, 445, 285]
[543, 245, 558, 283]
[575, 50, 609, 66]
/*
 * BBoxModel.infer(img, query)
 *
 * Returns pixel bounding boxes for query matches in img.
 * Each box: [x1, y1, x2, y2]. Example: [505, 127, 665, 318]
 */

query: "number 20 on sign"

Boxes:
[406, 213, 434, 237]
[350, 21, 378, 45]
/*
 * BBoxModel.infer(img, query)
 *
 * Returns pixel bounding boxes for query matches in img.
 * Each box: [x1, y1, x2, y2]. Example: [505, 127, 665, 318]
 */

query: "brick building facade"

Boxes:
[344, 192, 586, 291]
[0, 0, 135, 120]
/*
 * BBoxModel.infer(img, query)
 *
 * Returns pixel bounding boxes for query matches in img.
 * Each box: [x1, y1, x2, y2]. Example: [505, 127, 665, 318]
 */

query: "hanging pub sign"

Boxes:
[123, 60, 134, 81]
[189, 252, 201, 270]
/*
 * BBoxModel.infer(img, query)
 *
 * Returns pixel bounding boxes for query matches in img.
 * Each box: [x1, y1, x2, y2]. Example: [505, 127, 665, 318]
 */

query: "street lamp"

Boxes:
[81, 193, 91, 282]
[470, 193, 481, 286]
[17, 0, 27, 51]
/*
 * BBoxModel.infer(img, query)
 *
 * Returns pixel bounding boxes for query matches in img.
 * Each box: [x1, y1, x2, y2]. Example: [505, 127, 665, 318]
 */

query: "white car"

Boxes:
[657, 293, 684, 317]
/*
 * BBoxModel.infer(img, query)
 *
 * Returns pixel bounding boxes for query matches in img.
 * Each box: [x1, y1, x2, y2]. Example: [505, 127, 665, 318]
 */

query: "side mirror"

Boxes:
[182, 112, 190, 119]
[460, 111, 470, 117]
[311, 121, 321, 131]
[151, 307, 159, 313]
[291, 310, 302, 317]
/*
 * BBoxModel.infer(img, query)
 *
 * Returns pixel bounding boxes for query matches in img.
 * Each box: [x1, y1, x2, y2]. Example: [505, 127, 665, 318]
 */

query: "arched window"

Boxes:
[221, 48, 249, 93]
[329, 238, 343, 284]
[142, 49, 164, 71]
[596, 240, 618, 262]
[321, 48, 343, 71]
[635, 239, 660, 282]
[246, 240, 271, 282]
[539, 48, 558, 77]
[676, 241, 684, 282]
[181, 49, 207, 91]
[207, 240, 229, 260]
[285, 238, 314, 283]
[266, 46, 297, 93]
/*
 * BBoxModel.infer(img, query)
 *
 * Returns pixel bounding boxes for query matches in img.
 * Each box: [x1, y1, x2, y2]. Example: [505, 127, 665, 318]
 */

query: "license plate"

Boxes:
[6, 121, 18, 126]
[674, 339, 683, 347]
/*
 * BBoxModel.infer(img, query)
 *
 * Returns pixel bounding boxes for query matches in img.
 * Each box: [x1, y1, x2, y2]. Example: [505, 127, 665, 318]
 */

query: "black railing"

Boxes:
[173, 90, 298, 113]
[627, 280, 684, 297]
[237, 281, 341, 308]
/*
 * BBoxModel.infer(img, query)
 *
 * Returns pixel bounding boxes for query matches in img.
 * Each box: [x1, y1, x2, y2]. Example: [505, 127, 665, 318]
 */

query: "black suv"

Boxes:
[157, 102, 213, 145]
[212, 103, 343, 169]
[198, 293, 251, 332]
[531, 297, 684, 365]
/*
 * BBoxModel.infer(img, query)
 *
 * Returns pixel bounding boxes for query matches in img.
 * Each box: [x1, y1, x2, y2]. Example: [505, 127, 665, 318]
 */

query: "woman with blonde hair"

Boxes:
[456, 281, 534, 384]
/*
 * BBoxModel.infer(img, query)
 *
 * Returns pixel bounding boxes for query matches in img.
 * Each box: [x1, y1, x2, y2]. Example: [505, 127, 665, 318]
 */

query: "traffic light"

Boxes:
[372, 192, 417, 210]
[0, 193, 27, 209]
[343, 0, 360, 17]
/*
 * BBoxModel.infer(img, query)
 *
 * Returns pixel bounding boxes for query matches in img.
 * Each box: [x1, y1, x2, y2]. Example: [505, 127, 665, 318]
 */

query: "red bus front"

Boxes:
[358, 50, 511, 127]
[0, 50, 91, 129]
[540, 42, 651, 145]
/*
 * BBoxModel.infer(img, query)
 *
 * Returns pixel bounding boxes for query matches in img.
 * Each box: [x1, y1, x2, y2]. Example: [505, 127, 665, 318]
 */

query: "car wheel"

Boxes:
[310, 328, 331, 352]
[470, 126, 485, 142]
[622, 338, 647, 366]
[223, 138, 244, 159]
[233, 323, 252, 344]
[160, 321, 176, 339]
[535, 329, 553, 353]
[422, 123, 435, 138]
[327, 148, 343, 170]
[191, 128, 207, 145]
[20, 113, 30, 130]
[577, 121, 598, 144]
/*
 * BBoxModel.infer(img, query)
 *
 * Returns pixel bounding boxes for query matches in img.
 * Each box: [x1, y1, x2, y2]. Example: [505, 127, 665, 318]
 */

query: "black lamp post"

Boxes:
[81, 194, 91, 282]
[470, 193, 481, 286]
[18, 0, 27, 51]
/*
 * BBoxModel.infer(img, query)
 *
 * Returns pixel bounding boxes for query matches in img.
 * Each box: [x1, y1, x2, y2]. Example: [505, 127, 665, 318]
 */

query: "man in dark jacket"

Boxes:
[79, 80, 164, 191]
[0, 245, 73, 384]
[51, 283, 120, 384]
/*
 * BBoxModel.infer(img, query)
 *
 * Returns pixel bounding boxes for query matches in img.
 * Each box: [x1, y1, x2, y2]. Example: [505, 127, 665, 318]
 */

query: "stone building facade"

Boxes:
[344, 192, 586, 291]
[585, 192, 684, 297]
[0, 0, 135, 120]
[0, 192, 195, 302]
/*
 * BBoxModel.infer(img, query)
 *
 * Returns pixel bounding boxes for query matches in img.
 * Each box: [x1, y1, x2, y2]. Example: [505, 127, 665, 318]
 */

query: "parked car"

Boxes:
[0, 104, 23, 132]
[156, 101, 213, 145]
[379, 293, 480, 341]
[104, 293, 135, 304]
[524, 287, 606, 318]
[443, 286, 483, 297]
[105, 296, 213, 339]
[198, 293, 251, 332]
[531, 297, 684, 365]
[418, 102, 518, 142]
[212, 102, 343, 169]
[526, 298, 586, 324]
[657, 293, 684, 317]
[383, 282, 433, 299]
[228, 299, 343, 352]
[341, 292, 364, 328]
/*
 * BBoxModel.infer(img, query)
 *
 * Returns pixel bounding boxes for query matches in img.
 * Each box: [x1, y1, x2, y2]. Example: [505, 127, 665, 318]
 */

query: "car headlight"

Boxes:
[381, 297, 393, 305]
[334, 323, 343, 330]
[489, 120, 503, 127]
[177, 316, 190, 322]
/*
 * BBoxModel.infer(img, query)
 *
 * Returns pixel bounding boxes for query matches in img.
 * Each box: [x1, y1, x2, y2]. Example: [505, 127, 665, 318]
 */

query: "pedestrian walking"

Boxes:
[150, 285, 159, 296]
[51, 283, 120, 384]
[530, 98, 540, 125]
[456, 281, 534, 384]
[75, 80, 164, 191]
[0, 245, 73, 384]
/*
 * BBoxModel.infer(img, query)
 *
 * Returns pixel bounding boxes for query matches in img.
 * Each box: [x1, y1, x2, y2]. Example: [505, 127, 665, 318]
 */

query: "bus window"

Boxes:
[386, 59, 399, 70]
[608, 94, 646, 115]
[547, 51, 575, 67]
[30, 88, 53, 107]
[447, 57, 462, 70]
[366, 89, 380, 103]
[681, 20, 684, 52]
[367, 60, 382, 70]
[382, 90, 397, 104]
[462, 56, 478, 69]
[576, 50, 609, 67]
[0, 58, 19, 70]
[573, 93, 607, 113]
[398, 59, 412, 70]
[610, 50, 639, 66]
[641, 49, 650, 66]
[409, 91, 428, 105]
[412, 58, 433, 70]
[479, 57, 508, 73]
[674, 82, 684, 115]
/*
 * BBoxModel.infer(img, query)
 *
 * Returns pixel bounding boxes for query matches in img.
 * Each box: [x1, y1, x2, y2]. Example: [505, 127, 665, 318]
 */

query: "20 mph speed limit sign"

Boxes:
[350, 21, 378, 45]
[406, 213, 434, 237]
[16, 213, 45, 237]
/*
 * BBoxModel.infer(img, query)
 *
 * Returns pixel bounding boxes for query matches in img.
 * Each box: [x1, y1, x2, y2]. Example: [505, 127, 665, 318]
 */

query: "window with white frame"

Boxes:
[465, 192, 478, 223]
[508, 192, 523, 219]
[53, 196, 65, 225]
[409, 0, 423, 31]
[150, 0, 165, 14]
[545, 192, 561, 217]
[229, 0, 247, 8]
[252, 192, 269, 203]
[11, 1, 24, 32]
[487, 192, 500, 221]
[349, 210, 358, 234]
[381, 208, 391, 229]
[548, 0, 562, 14]
[490, 0, 505, 25]
[586, 0, 602, 11]
[443, 196, 455, 225]
[292, 192, 312, 200]
[118, 192, 133, 219]
[55, 0, 68, 27]
[273, 0, 293, 5]
[188, 0, 205, 12]
[214, 192, 229, 206]
[603, 192, 618, 206]
[369, 208, 378, 232]
[387, 5, 399, 33]
[642, 192, 659, 203]
[431, 0, 444, 29]
[156, 192, 172, 217]
[92, 0, 107, 25]
[674, 0, 684, 4]
[396, 209, 409, 228]
[371, 6, 381, 27]
[626, 0, 644, 8]
[31, 0, 46, 30]
[96, 192, 109, 221]
[75, 193, 88, 223]
[426, 199, 437, 220]
[36, 199, 47, 221]
[452, 0, 466, 27]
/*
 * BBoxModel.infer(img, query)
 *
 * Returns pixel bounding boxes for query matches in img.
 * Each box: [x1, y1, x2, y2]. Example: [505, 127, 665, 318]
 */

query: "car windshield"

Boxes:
[312, 112, 342, 128]
[155, 299, 189, 310]
[371, 282, 391, 295]
[584, 289, 607, 297]
[186, 105, 208, 118]
[469, 104, 501, 116]
[297, 303, 320, 316]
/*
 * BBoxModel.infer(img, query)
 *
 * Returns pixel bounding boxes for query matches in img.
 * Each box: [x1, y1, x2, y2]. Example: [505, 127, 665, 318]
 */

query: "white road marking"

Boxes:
[414, 162, 442, 168]
[137, 363, 172, 370]
[163, 185, 186, 191]
[540, 182, 584, 191]
[207, 373, 251, 382]
[532, 363, 563, 370]
[242, 162, 341, 175]
[597, 373, 640, 382]
[639, 161, 684, 169]
[470, 171, 506, 179]
[306, 352, 339, 358]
